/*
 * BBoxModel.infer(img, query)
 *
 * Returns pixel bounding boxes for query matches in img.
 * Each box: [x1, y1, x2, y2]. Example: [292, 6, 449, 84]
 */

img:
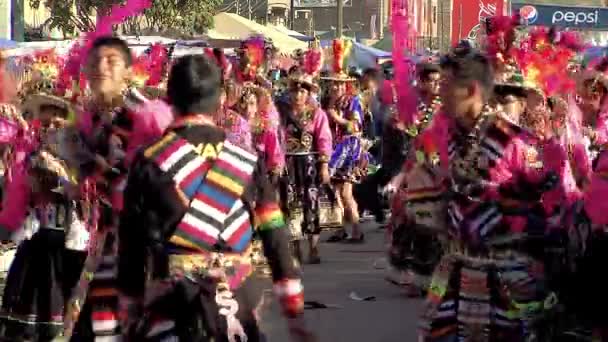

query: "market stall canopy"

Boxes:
[208, 13, 307, 52]
[372, 31, 392, 51]
[270, 25, 314, 42]
[351, 41, 391, 68]
[319, 39, 391, 69]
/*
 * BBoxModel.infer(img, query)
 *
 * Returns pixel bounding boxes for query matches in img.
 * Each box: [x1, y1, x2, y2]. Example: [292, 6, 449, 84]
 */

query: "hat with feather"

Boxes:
[321, 39, 355, 82]
[237, 36, 266, 83]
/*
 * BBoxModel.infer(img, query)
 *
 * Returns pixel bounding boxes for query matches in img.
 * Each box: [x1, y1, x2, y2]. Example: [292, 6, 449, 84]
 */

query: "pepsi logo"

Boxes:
[519, 5, 538, 24]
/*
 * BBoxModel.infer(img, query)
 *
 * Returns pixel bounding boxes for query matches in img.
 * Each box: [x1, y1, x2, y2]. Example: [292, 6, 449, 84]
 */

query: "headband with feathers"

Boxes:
[303, 44, 323, 76]
[238, 36, 265, 82]
[321, 39, 354, 81]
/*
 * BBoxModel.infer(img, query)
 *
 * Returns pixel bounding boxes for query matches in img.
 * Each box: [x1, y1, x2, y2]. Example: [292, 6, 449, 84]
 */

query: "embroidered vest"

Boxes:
[145, 132, 258, 253]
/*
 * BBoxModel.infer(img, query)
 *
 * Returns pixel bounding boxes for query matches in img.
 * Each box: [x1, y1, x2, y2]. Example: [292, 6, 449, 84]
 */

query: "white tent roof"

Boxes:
[270, 25, 308, 38]
[208, 13, 306, 53]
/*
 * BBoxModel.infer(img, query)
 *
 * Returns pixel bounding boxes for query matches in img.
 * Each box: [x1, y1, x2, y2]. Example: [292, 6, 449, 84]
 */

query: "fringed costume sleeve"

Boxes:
[584, 150, 608, 226]
[0, 163, 30, 240]
[313, 107, 333, 162]
[593, 110, 608, 146]
[262, 128, 285, 174]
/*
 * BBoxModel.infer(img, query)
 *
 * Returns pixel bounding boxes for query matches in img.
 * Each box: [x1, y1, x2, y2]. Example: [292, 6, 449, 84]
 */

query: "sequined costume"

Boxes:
[419, 110, 553, 341]
[387, 99, 444, 287]
[0, 127, 87, 341]
[326, 95, 363, 182]
[69, 88, 149, 341]
[277, 98, 332, 241]
[116, 116, 300, 341]
[251, 105, 285, 178]
[216, 106, 254, 151]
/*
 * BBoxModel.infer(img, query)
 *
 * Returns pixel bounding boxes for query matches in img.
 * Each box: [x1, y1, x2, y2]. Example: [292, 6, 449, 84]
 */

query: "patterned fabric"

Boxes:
[328, 96, 363, 182]
[329, 135, 361, 182]
[0, 228, 85, 341]
[217, 108, 254, 151]
[420, 252, 547, 341]
[446, 112, 529, 245]
[255, 203, 285, 232]
[280, 154, 322, 240]
[146, 134, 258, 253]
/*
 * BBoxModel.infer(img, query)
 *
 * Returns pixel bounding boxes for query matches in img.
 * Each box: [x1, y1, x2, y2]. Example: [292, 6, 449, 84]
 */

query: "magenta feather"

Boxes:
[145, 43, 168, 86]
[126, 99, 174, 165]
[391, 0, 417, 125]
[61, 0, 152, 87]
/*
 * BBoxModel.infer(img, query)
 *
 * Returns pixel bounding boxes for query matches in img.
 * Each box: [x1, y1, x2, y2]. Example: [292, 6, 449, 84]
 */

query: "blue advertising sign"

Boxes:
[512, 3, 608, 29]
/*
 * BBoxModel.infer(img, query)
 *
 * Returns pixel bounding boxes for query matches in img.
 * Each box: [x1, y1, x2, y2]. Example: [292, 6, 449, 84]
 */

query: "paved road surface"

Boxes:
[259, 221, 423, 342]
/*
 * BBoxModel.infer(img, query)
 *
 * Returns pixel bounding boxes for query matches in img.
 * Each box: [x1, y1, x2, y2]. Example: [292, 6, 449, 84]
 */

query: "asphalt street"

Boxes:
[259, 221, 423, 342]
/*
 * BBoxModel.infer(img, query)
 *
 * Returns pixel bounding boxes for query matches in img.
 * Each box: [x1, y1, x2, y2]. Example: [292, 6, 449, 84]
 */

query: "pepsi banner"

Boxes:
[513, 3, 608, 29]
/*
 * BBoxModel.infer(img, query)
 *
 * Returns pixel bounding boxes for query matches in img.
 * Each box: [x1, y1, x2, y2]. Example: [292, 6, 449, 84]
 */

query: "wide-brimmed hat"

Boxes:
[320, 72, 356, 82]
[494, 69, 543, 98]
[23, 93, 72, 118]
[289, 73, 319, 92]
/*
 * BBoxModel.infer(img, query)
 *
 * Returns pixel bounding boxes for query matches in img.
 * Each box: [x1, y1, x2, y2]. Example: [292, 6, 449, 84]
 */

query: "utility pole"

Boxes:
[337, 0, 344, 37]
[290, 0, 295, 29]
[378, 0, 384, 38]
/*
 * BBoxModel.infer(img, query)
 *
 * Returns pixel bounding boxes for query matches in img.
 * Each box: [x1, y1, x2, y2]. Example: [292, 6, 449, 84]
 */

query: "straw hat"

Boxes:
[320, 72, 356, 82]
[494, 68, 543, 98]
[289, 73, 319, 92]
[23, 93, 72, 119]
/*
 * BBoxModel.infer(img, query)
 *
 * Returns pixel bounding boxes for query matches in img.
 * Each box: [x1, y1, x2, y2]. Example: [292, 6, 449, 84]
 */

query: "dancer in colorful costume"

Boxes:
[276, 71, 332, 264]
[220, 84, 254, 151]
[323, 39, 364, 243]
[576, 63, 608, 170]
[0, 91, 89, 341]
[66, 37, 157, 341]
[577, 147, 608, 339]
[419, 46, 554, 341]
[235, 84, 285, 181]
[385, 62, 443, 295]
[116, 55, 304, 341]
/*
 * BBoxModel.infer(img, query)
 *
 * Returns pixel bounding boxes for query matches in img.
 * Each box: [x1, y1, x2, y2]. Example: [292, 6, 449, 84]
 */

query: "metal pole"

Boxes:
[458, 3, 462, 40]
[248, 0, 252, 19]
[337, 0, 344, 37]
[378, 0, 384, 38]
[290, 0, 295, 29]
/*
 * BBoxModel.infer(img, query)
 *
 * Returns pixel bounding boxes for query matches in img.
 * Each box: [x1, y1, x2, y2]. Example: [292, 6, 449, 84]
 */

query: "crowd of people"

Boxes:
[1, 12, 608, 342]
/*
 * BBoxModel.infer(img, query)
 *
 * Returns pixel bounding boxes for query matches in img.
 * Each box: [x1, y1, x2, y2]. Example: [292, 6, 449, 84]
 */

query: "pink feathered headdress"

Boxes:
[126, 99, 174, 165]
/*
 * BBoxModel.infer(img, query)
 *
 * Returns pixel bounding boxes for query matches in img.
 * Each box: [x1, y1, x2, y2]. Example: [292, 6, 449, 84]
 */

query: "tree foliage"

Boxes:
[143, 0, 222, 34]
[29, 0, 221, 37]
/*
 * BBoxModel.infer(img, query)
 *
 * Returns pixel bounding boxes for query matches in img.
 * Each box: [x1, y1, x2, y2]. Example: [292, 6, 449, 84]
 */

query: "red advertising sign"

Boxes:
[451, 0, 504, 45]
